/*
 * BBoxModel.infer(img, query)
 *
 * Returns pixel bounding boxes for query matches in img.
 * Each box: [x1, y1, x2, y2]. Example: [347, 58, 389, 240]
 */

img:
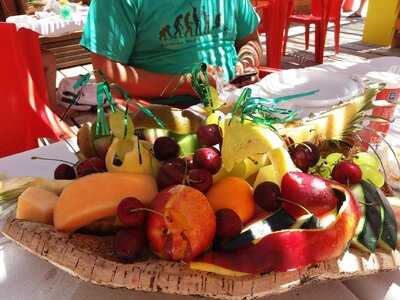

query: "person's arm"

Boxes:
[235, 30, 263, 74]
[91, 53, 196, 99]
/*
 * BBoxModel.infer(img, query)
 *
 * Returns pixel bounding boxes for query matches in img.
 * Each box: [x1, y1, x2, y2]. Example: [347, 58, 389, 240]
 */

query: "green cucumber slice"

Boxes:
[361, 181, 397, 251]
[351, 183, 381, 253]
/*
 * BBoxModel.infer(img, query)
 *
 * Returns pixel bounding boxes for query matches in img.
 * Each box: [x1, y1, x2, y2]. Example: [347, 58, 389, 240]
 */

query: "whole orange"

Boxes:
[206, 177, 255, 223]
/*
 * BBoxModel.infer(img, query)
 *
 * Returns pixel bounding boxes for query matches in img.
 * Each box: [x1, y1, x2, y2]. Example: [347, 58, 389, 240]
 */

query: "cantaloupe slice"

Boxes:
[54, 173, 158, 232]
[16, 187, 59, 225]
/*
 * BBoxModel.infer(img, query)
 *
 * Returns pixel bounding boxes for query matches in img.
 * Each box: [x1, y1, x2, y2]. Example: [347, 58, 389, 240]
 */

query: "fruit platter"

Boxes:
[1, 68, 400, 299]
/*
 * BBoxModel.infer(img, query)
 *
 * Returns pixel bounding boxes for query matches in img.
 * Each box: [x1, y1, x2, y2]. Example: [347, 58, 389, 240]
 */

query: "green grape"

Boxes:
[325, 153, 345, 166]
[353, 152, 380, 170]
[309, 158, 331, 179]
[359, 164, 385, 188]
[109, 110, 134, 139]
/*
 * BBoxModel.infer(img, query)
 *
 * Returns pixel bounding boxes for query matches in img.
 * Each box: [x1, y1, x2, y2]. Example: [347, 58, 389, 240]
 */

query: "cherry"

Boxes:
[114, 227, 146, 262]
[76, 157, 107, 177]
[153, 137, 180, 161]
[215, 209, 242, 238]
[156, 161, 185, 190]
[303, 142, 320, 166]
[197, 124, 223, 146]
[193, 147, 222, 175]
[253, 182, 282, 212]
[187, 169, 213, 193]
[331, 161, 362, 185]
[117, 197, 146, 227]
[290, 142, 320, 172]
[54, 163, 76, 180]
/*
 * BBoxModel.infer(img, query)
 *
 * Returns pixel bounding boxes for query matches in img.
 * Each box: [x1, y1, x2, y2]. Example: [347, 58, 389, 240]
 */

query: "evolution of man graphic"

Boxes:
[159, 5, 226, 41]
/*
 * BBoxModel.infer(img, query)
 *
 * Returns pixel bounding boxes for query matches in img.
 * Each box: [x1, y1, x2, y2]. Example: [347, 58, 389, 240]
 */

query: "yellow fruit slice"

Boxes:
[109, 110, 134, 139]
[54, 173, 158, 232]
[253, 164, 279, 188]
[268, 147, 299, 185]
[105, 137, 159, 176]
[221, 118, 284, 172]
[16, 187, 58, 225]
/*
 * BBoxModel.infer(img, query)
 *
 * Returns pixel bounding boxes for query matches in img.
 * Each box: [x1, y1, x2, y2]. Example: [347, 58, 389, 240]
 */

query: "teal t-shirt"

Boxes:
[81, 0, 259, 82]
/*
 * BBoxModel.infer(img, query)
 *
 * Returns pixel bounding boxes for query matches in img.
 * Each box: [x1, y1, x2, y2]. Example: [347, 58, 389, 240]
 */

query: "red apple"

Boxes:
[281, 172, 339, 218]
[192, 182, 361, 274]
[147, 185, 216, 261]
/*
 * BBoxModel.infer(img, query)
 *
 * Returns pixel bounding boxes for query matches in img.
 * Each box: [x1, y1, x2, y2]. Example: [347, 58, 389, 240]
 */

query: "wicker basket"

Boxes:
[2, 218, 400, 300]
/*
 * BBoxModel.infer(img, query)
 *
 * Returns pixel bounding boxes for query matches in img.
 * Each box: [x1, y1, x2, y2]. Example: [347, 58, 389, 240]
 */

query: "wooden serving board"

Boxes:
[2, 218, 400, 300]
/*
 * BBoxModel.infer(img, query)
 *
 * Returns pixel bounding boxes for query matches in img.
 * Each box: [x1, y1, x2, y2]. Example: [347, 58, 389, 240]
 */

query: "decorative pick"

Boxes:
[191, 63, 214, 111]
[230, 88, 319, 127]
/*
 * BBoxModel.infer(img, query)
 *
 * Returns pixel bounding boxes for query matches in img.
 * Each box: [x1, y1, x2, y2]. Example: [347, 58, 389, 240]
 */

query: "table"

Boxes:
[6, 5, 91, 69]
[0, 141, 399, 300]
[6, 5, 88, 37]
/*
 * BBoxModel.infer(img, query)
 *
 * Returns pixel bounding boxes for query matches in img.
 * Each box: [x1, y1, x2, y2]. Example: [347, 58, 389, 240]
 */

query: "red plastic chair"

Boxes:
[284, 0, 344, 63]
[253, 0, 294, 69]
[0, 23, 73, 157]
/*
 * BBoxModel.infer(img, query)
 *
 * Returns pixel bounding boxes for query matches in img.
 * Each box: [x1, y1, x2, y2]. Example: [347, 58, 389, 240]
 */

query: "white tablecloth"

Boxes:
[0, 142, 399, 300]
[6, 5, 88, 37]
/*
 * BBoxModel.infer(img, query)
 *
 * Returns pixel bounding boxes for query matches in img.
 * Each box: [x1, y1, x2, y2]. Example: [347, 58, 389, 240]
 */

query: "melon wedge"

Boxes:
[54, 173, 158, 232]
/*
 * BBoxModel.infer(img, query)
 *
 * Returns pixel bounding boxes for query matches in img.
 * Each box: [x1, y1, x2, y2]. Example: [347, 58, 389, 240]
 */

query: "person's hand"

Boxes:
[183, 65, 222, 96]
[233, 61, 260, 88]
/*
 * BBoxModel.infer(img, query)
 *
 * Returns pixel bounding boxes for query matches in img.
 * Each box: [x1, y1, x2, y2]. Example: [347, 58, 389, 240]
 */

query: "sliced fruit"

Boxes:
[253, 164, 279, 188]
[109, 110, 134, 139]
[16, 187, 59, 225]
[131, 105, 204, 134]
[54, 173, 158, 232]
[351, 183, 382, 253]
[277, 92, 370, 142]
[359, 164, 385, 189]
[221, 118, 284, 172]
[175, 134, 199, 156]
[278, 123, 318, 144]
[207, 177, 255, 223]
[268, 147, 299, 185]
[147, 185, 216, 261]
[77, 123, 96, 159]
[215, 208, 296, 252]
[191, 183, 360, 274]
[364, 182, 397, 251]
[214, 154, 270, 183]
[105, 137, 159, 176]
[353, 152, 380, 170]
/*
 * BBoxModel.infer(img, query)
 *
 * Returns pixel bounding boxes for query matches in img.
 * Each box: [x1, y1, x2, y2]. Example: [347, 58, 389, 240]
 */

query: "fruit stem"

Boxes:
[277, 196, 314, 216]
[31, 156, 76, 166]
[129, 208, 168, 223]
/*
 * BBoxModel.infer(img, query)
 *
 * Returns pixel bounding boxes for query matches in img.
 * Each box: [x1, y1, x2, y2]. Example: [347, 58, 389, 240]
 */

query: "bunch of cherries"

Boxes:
[155, 124, 223, 193]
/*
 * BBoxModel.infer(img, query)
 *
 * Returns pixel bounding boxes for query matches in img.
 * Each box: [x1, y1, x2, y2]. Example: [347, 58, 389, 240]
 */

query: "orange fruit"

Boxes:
[206, 177, 255, 223]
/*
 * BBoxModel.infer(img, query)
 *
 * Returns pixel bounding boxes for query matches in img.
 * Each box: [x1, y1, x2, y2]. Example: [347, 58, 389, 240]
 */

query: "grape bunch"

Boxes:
[154, 125, 223, 193]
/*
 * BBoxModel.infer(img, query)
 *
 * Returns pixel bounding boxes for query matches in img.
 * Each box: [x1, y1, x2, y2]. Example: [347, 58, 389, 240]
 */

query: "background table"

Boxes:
[0, 141, 399, 300]
[6, 5, 91, 69]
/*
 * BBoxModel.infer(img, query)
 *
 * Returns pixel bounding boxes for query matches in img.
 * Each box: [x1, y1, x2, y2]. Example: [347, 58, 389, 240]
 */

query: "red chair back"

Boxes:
[0, 23, 72, 157]
[311, 0, 344, 20]
[254, 0, 294, 69]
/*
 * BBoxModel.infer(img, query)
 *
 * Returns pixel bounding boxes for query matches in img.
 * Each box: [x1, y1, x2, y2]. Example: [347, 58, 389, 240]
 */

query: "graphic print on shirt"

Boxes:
[158, 3, 234, 46]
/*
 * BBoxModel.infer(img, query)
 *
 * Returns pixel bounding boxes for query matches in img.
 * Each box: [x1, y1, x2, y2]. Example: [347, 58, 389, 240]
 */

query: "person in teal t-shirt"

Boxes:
[81, 0, 262, 105]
